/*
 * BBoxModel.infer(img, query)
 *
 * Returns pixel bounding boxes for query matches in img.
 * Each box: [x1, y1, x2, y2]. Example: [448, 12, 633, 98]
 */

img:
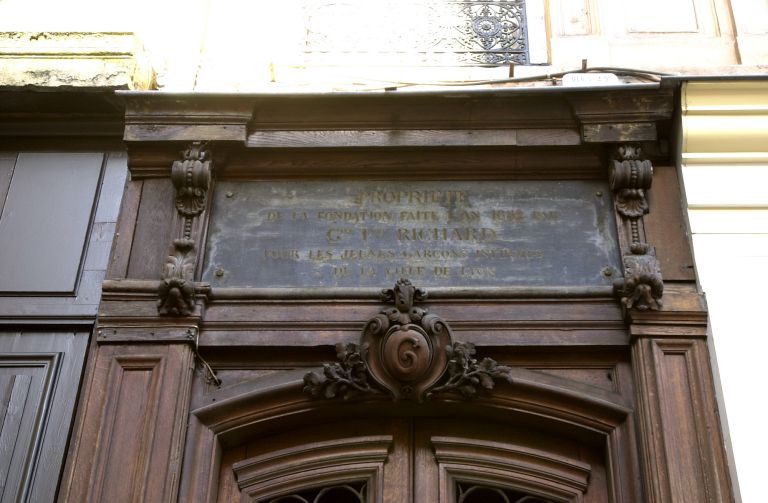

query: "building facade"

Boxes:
[0, 1, 766, 501]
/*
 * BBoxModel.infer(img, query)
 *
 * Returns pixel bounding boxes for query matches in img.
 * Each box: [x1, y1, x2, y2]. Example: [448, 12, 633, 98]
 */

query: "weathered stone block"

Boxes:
[0, 32, 154, 89]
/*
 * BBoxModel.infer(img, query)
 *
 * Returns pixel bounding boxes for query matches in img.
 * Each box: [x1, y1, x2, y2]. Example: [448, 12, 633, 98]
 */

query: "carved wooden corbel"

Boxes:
[303, 279, 513, 402]
[158, 142, 212, 316]
[610, 145, 663, 311]
[171, 142, 212, 236]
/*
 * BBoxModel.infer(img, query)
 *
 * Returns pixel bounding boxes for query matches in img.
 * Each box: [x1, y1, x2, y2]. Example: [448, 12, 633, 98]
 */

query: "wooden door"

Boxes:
[0, 331, 89, 503]
[221, 416, 607, 503]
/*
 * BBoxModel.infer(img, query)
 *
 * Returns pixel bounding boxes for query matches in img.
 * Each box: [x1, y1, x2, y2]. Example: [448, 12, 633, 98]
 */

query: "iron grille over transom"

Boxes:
[262, 482, 367, 503]
[303, 0, 529, 66]
[456, 482, 556, 503]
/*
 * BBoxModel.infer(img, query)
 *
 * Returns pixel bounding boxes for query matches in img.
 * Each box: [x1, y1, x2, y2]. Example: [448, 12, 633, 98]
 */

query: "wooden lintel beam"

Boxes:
[581, 122, 657, 143]
[246, 128, 581, 149]
[124, 123, 247, 143]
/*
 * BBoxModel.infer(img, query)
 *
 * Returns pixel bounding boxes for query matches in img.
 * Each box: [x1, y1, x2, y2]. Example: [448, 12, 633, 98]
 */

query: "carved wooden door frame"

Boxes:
[179, 361, 639, 502]
[227, 416, 596, 503]
[59, 86, 736, 502]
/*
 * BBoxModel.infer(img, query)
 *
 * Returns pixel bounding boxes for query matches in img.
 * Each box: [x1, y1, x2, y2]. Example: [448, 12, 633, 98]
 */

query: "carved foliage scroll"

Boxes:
[303, 342, 379, 400]
[610, 145, 663, 311]
[158, 239, 197, 316]
[158, 143, 211, 316]
[428, 342, 515, 399]
[304, 279, 513, 402]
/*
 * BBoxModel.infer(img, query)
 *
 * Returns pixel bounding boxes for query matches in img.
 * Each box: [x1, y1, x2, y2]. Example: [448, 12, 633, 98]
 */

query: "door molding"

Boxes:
[431, 436, 591, 502]
[179, 365, 637, 502]
[233, 436, 392, 502]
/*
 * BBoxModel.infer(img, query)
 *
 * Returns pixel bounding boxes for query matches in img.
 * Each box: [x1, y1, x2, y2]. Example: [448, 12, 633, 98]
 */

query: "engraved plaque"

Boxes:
[202, 181, 620, 288]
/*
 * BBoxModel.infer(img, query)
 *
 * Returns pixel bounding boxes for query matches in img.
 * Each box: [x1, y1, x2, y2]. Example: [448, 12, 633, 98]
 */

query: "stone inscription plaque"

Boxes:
[202, 181, 620, 288]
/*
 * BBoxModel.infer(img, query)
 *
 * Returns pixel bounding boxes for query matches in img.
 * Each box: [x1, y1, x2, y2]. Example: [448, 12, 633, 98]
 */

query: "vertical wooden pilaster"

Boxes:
[606, 144, 736, 501]
[60, 143, 216, 502]
[629, 315, 735, 502]
[59, 340, 195, 503]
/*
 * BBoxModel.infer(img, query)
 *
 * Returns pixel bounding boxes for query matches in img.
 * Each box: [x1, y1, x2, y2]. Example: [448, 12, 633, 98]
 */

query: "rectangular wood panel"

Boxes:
[94, 152, 129, 224]
[247, 129, 581, 148]
[106, 179, 142, 280]
[644, 165, 696, 281]
[92, 358, 162, 502]
[557, 0, 595, 36]
[60, 344, 195, 503]
[655, 345, 707, 501]
[0, 374, 34, 501]
[127, 178, 175, 280]
[633, 337, 733, 502]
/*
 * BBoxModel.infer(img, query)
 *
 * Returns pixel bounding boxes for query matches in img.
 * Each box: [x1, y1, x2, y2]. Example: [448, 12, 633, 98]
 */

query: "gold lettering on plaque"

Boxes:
[396, 227, 497, 242]
[354, 190, 467, 206]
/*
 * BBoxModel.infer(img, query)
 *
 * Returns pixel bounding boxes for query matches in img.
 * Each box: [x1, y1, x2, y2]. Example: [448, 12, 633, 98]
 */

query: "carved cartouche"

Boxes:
[304, 279, 513, 402]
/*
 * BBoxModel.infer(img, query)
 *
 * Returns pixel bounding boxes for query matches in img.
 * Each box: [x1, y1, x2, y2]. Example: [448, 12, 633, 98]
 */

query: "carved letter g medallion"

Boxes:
[360, 279, 451, 400]
[382, 325, 431, 382]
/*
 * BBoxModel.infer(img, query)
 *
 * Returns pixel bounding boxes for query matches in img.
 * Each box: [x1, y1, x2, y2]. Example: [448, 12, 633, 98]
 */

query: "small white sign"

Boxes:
[562, 73, 620, 87]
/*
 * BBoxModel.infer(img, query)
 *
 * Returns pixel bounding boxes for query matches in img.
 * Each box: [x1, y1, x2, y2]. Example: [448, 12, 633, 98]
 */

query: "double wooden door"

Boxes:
[220, 416, 609, 503]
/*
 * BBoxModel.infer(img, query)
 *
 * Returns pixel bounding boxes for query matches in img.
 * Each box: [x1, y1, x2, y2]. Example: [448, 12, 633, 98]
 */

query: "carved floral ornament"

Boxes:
[304, 279, 513, 402]
[619, 243, 663, 311]
[158, 238, 197, 316]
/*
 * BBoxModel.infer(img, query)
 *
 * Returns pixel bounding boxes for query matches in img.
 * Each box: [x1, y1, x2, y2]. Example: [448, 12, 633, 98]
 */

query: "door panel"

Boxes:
[415, 419, 599, 503]
[0, 331, 89, 503]
[220, 417, 609, 503]
[225, 418, 412, 503]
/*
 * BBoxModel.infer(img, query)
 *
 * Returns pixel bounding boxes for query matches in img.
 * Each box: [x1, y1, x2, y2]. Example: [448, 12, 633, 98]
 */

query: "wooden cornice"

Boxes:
[118, 84, 675, 150]
[0, 89, 124, 139]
